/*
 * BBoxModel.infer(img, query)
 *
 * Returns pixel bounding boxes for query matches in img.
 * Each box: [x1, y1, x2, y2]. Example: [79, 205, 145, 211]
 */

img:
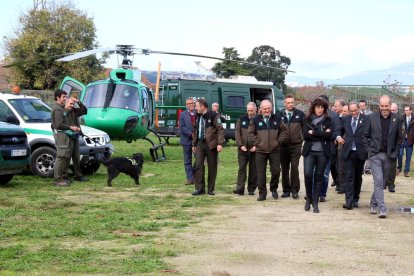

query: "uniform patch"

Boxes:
[295, 115, 299, 118]
[217, 118, 221, 124]
[259, 122, 263, 126]
[242, 121, 246, 125]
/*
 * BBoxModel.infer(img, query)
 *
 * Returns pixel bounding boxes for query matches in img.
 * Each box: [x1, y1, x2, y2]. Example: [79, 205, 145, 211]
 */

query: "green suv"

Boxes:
[0, 122, 30, 185]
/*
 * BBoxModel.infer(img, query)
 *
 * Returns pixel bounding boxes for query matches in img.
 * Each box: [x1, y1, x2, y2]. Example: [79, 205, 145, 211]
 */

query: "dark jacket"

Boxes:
[235, 114, 253, 148]
[340, 114, 368, 161]
[302, 115, 333, 157]
[179, 110, 195, 146]
[51, 103, 70, 131]
[193, 110, 225, 149]
[248, 113, 286, 153]
[365, 112, 403, 159]
[67, 101, 87, 127]
[402, 114, 414, 145]
[281, 108, 305, 145]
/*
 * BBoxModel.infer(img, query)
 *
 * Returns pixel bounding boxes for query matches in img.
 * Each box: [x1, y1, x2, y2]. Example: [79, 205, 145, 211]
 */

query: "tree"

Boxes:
[211, 47, 249, 78]
[245, 45, 291, 90]
[2, 0, 106, 90]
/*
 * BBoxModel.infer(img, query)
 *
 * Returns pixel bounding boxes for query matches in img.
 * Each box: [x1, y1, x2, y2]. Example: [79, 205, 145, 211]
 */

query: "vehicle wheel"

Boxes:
[81, 162, 100, 175]
[30, 146, 56, 177]
[0, 174, 14, 185]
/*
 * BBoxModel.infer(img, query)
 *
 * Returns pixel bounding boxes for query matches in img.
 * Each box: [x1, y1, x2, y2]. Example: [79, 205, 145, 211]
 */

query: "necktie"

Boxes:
[352, 118, 357, 134]
[199, 116, 205, 139]
[288, 112, 292, 123]
[264, 116, 269, 125]
[407, 117, 411, 129]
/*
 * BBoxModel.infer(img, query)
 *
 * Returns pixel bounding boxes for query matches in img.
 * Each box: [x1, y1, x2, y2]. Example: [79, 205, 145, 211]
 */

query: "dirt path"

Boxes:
[170, 169, 414, 275]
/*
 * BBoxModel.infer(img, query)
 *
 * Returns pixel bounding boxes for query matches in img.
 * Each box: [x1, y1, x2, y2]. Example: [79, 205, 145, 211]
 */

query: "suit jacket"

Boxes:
[328, 109, 341, 155]
[402, 114, 414, 145]
[340, 114, 368, 161]
[365, 112, 403, 159]
[179, 110, 194, 146]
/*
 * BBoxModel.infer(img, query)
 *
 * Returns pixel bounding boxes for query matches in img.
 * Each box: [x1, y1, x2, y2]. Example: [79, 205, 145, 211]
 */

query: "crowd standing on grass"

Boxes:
[180, 94, 414, 219]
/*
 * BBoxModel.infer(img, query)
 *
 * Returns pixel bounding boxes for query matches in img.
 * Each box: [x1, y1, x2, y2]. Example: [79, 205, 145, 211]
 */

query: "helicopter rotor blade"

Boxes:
[141, 49, 294, 73]
[56, 47, 117, 62]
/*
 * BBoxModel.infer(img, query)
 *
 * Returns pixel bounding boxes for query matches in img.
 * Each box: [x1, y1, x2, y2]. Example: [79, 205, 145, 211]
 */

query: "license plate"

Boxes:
[11, 149, 27, 157]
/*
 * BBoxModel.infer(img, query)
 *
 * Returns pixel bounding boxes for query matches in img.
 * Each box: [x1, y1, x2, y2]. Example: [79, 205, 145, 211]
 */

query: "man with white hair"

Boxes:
[365, 95, 402, 218]
[233, 102, 257, 196]
[248, 100, 286, 201]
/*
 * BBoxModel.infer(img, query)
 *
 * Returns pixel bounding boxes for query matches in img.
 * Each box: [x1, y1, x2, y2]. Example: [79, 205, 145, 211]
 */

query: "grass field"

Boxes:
[0, 136, 239, 274]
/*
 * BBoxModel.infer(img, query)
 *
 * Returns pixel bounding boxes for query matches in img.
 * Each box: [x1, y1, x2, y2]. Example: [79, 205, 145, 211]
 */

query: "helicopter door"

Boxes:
[141, 87, 153, 127]
[60, 77, 86, 100]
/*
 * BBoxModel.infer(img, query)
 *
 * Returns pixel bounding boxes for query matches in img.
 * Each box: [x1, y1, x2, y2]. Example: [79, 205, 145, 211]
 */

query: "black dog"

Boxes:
[98, 153, 144, 187]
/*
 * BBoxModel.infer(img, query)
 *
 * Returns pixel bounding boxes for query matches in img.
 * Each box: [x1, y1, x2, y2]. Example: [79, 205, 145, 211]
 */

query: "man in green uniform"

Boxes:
[192, 98, 225, 196]
[51, 89, 80, 186]
[67, 97, 89, 182]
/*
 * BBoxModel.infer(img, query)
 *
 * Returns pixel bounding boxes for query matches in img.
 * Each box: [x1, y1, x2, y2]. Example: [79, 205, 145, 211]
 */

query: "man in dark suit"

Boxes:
[179, 98, 196, 185]
[365, 95, 403, 218]
[397, 105, 414, 177]
[339, 102, 368, 209]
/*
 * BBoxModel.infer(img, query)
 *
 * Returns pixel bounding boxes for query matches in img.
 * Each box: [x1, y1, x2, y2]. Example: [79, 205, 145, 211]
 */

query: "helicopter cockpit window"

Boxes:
[110, 85, 139, 112]
[141, 88, 149, 112]
[83, 84, 108, 108]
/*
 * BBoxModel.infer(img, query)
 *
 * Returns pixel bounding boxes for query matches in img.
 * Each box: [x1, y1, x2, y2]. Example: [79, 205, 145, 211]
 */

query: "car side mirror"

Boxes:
[6, 115, 20, 125]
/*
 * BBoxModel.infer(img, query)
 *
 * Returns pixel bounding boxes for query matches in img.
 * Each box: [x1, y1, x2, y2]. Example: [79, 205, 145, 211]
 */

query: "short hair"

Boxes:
[335, 99, 346, 107]
[54, 89, 67, 101]
[185, 97, 195, 104]
[359, 99, 366, 104]
[285, 94, 294, 100]
[307, 98, 329, 118]
[404, 105, 413, 111]
[197, 98, 208, 108]
[246, 102, 256, 109]
[348, 101, 359, 109]
[212, 102, 219, 107]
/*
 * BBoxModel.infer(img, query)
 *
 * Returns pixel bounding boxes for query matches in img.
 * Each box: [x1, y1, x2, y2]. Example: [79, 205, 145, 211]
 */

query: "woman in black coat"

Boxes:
[302, 98, 334, 213]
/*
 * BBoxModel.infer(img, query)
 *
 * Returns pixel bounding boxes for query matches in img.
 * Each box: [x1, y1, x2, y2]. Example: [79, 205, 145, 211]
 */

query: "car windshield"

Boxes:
[83, 83, 139, 112]
[9, 99, 52, 123]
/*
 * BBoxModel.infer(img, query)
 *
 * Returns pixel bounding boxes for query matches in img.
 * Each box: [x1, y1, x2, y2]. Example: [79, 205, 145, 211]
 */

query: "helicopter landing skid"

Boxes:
[144, 129, 166, 162]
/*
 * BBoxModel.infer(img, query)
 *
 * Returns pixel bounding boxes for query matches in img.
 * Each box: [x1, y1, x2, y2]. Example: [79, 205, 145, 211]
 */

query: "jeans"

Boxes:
[398, 138, 413, 173]
[182, 145, 194, 181]
[304, 151, 329, 202]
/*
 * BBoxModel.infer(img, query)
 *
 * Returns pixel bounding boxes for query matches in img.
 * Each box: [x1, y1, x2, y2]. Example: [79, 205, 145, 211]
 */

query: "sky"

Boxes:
[1, 0, 414, 81]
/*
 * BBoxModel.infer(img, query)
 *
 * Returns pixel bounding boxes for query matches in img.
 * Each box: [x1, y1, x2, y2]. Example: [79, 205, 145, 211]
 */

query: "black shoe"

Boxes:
[337, 190, 345, 194]
[281, 192, 290, 198]
[208, 191, 215, 196]
[352, 202, 359, 208]
[312, 203, 320, 213]
[292, 192, 299, 199]
[271, 191, 278, 199]
[304, 200, 311, 211]
[342, 204, 353, 210]
[192, 189, 205, 196]
[233, 189, 244, 195]
[319, 196, 326, 202]
[388, 187, 395, 193]
[248, 191, 255, 196]
[257, 196, 266, 201]
[330, 181, 336, 187]
[74, 176, 89, 182]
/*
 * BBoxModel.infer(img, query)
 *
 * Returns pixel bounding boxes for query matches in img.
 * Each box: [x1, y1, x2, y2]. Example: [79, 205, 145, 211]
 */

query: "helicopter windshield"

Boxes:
[83, 83, 139, 112]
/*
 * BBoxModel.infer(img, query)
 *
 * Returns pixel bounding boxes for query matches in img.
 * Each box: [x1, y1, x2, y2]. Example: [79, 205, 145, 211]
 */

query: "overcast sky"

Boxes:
[1, 0, 413, 80]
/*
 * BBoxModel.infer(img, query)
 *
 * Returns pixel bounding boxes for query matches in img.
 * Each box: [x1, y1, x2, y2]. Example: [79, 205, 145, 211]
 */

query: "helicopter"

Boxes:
[55, 45, 293, 161]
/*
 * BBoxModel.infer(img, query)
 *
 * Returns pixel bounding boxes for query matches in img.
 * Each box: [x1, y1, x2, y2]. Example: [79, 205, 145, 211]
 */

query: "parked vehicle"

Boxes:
[0, 93, 113, 177]
[0, 121, 30, 185]
[156, 75, 285, 140]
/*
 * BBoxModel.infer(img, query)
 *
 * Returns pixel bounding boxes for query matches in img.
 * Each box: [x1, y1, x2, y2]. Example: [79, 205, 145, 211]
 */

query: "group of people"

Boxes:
[179, 95, 413, 219]
[51, 89, 89, 186]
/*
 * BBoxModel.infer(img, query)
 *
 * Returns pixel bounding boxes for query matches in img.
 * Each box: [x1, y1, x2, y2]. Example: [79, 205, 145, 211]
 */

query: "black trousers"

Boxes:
[256, 151, 280, 197]
[280, 144, 302, 193]
[304, 151, 328, 203]
[385, 158, 397, 189]
[236, 148, 257, 193]
[194, 140, 218, 193]
[343, 151, 365, 206]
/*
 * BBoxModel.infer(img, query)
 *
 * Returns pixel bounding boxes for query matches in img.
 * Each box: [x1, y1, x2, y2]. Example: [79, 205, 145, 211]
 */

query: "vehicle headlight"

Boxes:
[104, 134, 111, 143]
